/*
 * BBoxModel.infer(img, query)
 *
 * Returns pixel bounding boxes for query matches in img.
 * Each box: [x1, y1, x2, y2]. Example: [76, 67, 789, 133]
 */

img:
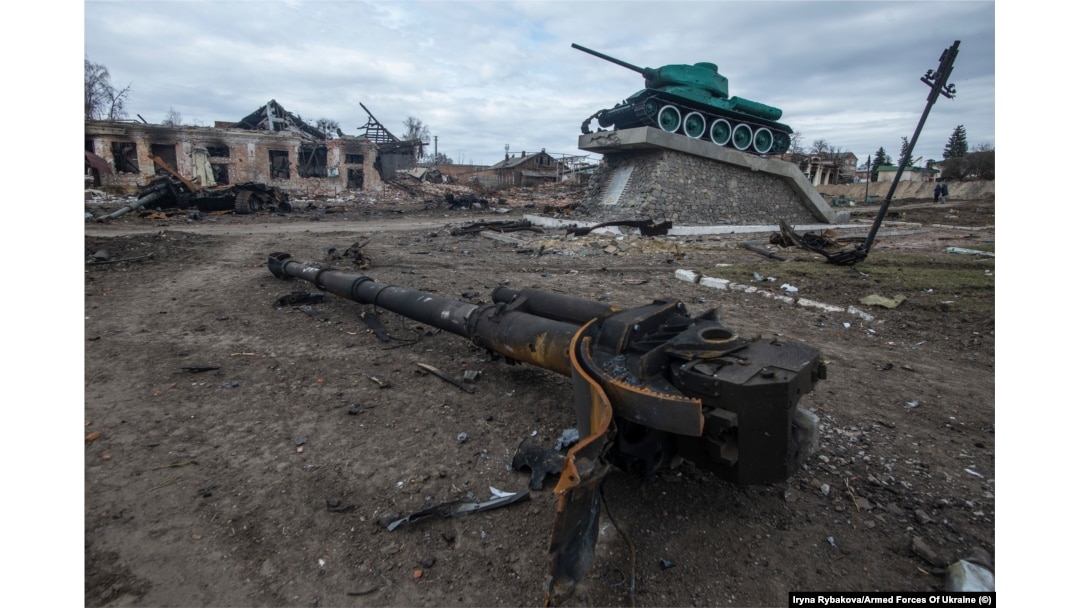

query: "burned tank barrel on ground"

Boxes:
[268, 251, 826, 604]
[268, 252, 579, 375]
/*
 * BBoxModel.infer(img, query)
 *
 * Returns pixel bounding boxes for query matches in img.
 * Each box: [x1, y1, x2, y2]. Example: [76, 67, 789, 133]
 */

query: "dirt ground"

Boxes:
[83, 182, 995, 607]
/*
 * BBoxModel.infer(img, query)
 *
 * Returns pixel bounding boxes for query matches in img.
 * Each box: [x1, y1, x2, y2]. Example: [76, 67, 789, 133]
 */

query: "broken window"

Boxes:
[151, 144, 178, 176]
[269, 150, 290, 179]
[207, 145, 230, 185]
[345, 153, 364, 164]
[298, 144, 328, 178]
[347, 168, 364, 189]
[111, 142, 139, 174]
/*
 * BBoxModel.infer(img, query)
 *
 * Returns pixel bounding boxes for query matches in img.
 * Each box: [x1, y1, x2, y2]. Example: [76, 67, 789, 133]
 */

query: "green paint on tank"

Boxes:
[574, 43, 793, 155]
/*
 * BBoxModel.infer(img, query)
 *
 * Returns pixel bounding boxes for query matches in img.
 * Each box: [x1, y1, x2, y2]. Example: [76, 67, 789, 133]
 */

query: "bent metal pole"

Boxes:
[858, 40, 960, 259]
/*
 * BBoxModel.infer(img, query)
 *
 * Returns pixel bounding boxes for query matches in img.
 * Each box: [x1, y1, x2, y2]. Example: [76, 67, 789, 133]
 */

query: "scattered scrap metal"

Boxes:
[274, 291, 326, 307]
[385, 488, 531, 532]
[358, 311, 391, 342]
[94, 175, 291, 222]
[450, 220, 541, 236]
[444, 192, 490, 209]
[326, 241, 371, 268]
[770, 220, 841, 258]
[741, 241, 787, 261]
[512, 440, 566, 491]
[416, 362, 475, 394]
[85, 250, 155, 266]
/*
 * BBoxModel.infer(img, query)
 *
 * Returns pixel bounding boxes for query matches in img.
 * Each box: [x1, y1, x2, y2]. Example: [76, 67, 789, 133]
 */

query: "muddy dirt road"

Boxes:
[81, 193, 995, 607]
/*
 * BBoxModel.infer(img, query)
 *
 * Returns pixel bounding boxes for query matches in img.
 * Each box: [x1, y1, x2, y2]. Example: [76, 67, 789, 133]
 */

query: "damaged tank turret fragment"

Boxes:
[267, 252, 825, 605]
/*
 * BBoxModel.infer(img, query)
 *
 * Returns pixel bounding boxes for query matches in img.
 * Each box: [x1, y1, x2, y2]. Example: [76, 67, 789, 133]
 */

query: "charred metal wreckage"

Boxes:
[95, 174, 291, 222]
[268, 253, 826, 605]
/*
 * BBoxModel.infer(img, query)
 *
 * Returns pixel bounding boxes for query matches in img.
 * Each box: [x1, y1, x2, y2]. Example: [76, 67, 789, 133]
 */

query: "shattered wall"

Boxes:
[581, 149, 819, 225]
[85, 121, 384, 196]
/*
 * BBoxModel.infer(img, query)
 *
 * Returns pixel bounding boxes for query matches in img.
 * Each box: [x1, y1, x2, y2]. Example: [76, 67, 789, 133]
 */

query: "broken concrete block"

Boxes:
[674, 269, 700, 284]
[699, 276, 730, 290]
[797, 298, 844, 313]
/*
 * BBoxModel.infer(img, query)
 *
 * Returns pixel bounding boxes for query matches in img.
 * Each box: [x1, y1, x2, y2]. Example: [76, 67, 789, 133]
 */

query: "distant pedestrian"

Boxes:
[933, 183, 942, 203]
[940, 181, 949, 204]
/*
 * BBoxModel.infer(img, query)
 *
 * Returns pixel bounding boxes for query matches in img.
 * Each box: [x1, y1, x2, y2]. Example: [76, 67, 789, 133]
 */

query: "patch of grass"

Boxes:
[693, 252, 995, 315]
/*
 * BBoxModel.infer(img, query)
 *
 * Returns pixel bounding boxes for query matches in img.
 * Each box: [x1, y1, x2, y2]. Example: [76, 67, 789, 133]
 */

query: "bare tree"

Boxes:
[810, 139, 831, 155]
[786, 130, 805, 160]
[85, 59, 112, 120]
[107, 83, 131, 121]
[401, 116, 431, 143]
[316, 118, 340, 138]
[85, 58, 131, 121]
[427, 152, 454, 166]
[163, 107, 183, 126]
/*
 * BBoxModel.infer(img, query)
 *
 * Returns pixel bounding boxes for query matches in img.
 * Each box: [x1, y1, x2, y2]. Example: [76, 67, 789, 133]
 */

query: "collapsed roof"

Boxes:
[231, 99, 327, 140]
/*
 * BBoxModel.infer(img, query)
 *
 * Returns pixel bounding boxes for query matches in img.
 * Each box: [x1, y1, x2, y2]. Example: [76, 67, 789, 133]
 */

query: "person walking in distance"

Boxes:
[934, 182, 942, 203]
[940, 181, 949, 204]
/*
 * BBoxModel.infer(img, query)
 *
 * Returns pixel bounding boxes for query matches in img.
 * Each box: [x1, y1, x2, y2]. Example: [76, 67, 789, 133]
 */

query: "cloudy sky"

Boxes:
[83, 0, 994, 167]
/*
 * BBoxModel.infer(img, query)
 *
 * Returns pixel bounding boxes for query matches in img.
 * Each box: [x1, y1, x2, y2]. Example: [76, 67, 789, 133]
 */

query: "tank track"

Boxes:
[609, 92, 791, 156]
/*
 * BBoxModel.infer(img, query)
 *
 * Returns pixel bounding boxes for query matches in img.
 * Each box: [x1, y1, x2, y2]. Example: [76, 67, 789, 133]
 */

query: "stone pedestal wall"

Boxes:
[582, 149, 819, 225]
[577, 127, 840, 225]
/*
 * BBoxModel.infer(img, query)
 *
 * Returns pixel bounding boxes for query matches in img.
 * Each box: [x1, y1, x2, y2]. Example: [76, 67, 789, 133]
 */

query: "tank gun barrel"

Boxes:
[268, 252, 580, 375]
[572, 43, 647, 75]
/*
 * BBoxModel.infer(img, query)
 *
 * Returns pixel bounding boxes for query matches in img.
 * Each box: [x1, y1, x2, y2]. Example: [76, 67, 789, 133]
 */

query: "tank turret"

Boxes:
[573, 43, 793, 155]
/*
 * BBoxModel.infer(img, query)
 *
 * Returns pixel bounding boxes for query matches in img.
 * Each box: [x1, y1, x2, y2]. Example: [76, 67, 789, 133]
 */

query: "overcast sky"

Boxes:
[83, 0, 994, 167]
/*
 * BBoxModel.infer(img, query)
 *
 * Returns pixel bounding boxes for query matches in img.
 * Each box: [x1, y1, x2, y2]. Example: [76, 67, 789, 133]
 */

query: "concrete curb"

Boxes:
[675, 269, 876, 322]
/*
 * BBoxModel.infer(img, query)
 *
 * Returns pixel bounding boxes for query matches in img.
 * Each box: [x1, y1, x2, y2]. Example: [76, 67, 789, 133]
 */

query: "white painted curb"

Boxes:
[677, 271, 876, 322]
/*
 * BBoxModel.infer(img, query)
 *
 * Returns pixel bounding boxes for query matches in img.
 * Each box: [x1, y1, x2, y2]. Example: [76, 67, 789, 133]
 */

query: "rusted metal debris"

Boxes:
[267, 252, 826, 605]
[740, 242, 786, 261]
[326, 241, 371, 268]
[416, 362, 476, 394]
[85, 150, 113, 175]
[770, 220, 844, 261]
[96, 175, 292, 221]
[512, 440, 566, 491]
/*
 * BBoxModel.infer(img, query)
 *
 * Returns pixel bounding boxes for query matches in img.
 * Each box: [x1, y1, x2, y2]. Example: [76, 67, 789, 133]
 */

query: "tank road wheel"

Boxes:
[657, 105, 681, 133]
[710, 119, 732, 146]
[770, 132, 791, 155]
[752, 127, 774, 154]
[732, 123, 753, 151]
[682, 112, 706, 139]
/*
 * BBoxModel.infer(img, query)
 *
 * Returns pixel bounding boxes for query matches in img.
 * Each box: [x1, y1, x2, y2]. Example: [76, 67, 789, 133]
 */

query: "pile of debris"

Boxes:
[92, 175, 291, 222]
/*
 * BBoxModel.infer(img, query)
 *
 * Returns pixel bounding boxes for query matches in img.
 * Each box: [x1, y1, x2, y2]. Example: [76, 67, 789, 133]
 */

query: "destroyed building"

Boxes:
[84, 100, 423, 196]
[488, 150, 561, 187]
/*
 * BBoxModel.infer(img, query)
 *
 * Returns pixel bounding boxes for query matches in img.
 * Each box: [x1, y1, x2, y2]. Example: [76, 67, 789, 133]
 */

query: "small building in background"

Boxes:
[875, 164, 940, 183]
[489, 150, 561, 187]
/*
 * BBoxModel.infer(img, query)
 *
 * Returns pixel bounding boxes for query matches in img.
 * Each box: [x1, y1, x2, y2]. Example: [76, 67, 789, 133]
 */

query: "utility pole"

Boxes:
[864, 153, 871, 203]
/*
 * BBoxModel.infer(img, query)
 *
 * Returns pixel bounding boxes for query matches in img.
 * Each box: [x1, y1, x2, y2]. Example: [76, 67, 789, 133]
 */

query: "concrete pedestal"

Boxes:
[578, 127, 843, 225]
